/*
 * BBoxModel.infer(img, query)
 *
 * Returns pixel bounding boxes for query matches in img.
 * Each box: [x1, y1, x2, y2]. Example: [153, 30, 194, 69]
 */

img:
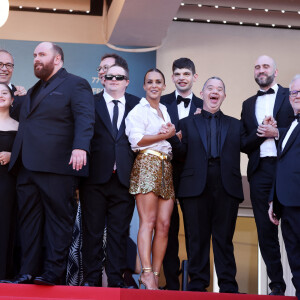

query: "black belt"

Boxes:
[208, 157, 220, 165]
[260, 157, 277, 162]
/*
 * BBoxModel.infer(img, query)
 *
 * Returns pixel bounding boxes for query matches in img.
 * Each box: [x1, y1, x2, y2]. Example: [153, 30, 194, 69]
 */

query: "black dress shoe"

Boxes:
[1, 274, 33, 284]
[34, 276, 56, 286]
[269, 286, 285, 296]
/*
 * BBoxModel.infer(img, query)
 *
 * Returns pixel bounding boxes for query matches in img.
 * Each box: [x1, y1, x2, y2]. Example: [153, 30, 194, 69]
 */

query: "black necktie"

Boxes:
[294, 113, 300, 122]
[257, 88, 275, 97]
[177, 95, 190, 108]
[112, 100, 119, 138]
[210, 115, 218, 158]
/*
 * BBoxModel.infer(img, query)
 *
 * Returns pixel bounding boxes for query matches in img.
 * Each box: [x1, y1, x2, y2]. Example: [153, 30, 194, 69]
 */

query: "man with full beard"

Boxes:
[6, 42, 94, 285]
[241, 55, 293, 295]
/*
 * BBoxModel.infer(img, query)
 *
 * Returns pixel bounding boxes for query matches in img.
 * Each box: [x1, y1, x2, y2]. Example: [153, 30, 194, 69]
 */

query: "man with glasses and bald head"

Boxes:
[80, 62, 139, 288]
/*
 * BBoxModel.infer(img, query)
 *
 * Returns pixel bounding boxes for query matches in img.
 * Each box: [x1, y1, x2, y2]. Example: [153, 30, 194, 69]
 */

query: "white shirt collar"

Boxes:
[258, 83, 278, 94]
[103, 91, 126, 106]
[175, 90, 193, 100]
[139, 97, 167, 114]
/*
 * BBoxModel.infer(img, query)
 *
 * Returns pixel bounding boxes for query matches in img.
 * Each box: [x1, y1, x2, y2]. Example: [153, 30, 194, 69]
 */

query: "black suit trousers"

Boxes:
[249, 158, 285, 290]
[16, 167, 77, 280]
[80, 173, 135, 286]
[182, 160, 239, 293]
[281, 206, 300, 299]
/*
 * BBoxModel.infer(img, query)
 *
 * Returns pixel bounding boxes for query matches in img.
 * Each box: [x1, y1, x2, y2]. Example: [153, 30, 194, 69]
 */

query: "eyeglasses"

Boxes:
[0, 62, 14, 70]
[96, 65, 110, 72]
[289, 90, 300, 98]
[105, 75, 127, 81]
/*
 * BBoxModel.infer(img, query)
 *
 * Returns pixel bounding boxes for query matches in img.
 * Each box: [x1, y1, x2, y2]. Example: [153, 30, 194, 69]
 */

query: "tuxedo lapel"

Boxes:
[28, 75, 67, 116]
[280, 123, 300, 157]
[194, 115, 208, 152]
[168, 100, 180, 129]
[249, 96, 259, 126]
[189, 101, 196, 116]
[95, 94, 114, 138]
[220, 113, 230, 151]
[273, 86, 285, 117]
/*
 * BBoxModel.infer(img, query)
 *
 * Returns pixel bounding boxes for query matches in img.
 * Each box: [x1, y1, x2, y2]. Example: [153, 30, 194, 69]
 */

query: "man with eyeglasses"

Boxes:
[96, 53, 129, 88]
[0, 49, 27, 119]
[80, 63, 139, 288]
[268, 74, 300, 300]
[241, 55, 294, 296]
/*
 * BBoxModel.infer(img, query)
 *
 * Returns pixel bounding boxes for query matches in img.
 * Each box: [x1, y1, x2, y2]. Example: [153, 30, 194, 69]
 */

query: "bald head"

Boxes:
[254, 55, 278, 90]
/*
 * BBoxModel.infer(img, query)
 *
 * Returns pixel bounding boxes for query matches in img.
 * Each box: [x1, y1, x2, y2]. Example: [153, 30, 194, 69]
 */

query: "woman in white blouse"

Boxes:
[125, 69, 176, 290]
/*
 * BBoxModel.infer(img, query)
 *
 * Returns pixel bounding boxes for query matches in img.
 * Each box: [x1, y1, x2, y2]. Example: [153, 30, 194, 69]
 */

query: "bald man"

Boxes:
[241, 55, 294, 295]
[7, 42, 94, 285]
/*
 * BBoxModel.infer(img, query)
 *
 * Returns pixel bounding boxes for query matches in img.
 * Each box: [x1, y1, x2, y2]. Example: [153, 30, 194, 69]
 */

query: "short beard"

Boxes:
[255, 73, 275, 88]
[34, 59, 55, 81]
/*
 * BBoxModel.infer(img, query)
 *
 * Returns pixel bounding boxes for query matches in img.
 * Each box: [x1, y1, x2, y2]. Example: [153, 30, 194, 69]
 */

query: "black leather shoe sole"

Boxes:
[34, 276, 56, 286]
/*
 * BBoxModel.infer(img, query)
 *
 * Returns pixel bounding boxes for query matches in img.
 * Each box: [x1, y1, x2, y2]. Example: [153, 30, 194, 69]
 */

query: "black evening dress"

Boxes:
[0, 130, 17, 279]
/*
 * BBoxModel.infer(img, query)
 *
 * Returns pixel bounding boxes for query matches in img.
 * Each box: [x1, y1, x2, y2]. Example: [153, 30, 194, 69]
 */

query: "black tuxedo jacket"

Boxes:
[170, 112, 244, 201]
[9, 68, 95, 177]
[161, 91, 203, 130]
[86, 91, 140, 187]
[161, 91, 203, 194]
[241, 85, 294, 179]
[272, 123, 300, 207]
[10, 84, 25, 121]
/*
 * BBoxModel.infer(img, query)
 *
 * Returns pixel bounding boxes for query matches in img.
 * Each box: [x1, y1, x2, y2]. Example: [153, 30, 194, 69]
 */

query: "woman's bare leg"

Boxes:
[152, 197, 174, 286]
[136, 192, 158, 289]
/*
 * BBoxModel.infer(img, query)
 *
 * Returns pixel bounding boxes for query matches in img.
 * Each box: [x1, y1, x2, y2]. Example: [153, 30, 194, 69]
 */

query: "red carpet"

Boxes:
[0, 284, 296, 300]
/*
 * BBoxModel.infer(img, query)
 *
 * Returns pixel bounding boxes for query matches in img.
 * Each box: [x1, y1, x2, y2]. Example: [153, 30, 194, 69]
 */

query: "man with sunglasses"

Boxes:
[80, 63, 139, 288]
[241, 55, 293, 295]
[0, 49, 27, 120]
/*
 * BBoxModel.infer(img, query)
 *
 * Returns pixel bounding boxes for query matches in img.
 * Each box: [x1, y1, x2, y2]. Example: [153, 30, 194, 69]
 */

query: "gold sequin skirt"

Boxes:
[129, 152, 175, 200]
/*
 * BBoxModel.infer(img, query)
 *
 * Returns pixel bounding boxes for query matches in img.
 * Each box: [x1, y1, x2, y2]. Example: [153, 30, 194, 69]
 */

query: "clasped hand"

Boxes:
[256, 116, 279, 138]
[158, 122, 176, 139]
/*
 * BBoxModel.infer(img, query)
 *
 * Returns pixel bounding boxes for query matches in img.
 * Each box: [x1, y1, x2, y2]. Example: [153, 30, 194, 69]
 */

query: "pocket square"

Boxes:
[49, 91, 63, 96]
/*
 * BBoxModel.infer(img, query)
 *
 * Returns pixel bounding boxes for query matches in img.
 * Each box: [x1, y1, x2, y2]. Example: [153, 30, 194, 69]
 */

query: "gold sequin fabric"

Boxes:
[129, 152, 175, 200]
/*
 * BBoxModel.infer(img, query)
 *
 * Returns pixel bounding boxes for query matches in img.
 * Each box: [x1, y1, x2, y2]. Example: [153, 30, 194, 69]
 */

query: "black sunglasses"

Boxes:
[105, 75, 127, 81]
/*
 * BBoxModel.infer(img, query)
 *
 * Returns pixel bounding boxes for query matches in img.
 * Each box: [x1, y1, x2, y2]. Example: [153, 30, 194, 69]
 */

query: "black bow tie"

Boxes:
[294, 114, 300, 122]
[257, 88, 275, 97]
[177, 95, 190, 108]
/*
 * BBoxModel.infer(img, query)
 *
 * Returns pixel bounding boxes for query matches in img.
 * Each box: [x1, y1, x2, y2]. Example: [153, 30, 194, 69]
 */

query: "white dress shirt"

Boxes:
[255, 83, 278, 157]
[125, 97, 172, 154]
[282, 119, 298, 151]
[175, 90, 193, 120]
[103, 91, 125, 129]
[104, 91, 126, 170]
